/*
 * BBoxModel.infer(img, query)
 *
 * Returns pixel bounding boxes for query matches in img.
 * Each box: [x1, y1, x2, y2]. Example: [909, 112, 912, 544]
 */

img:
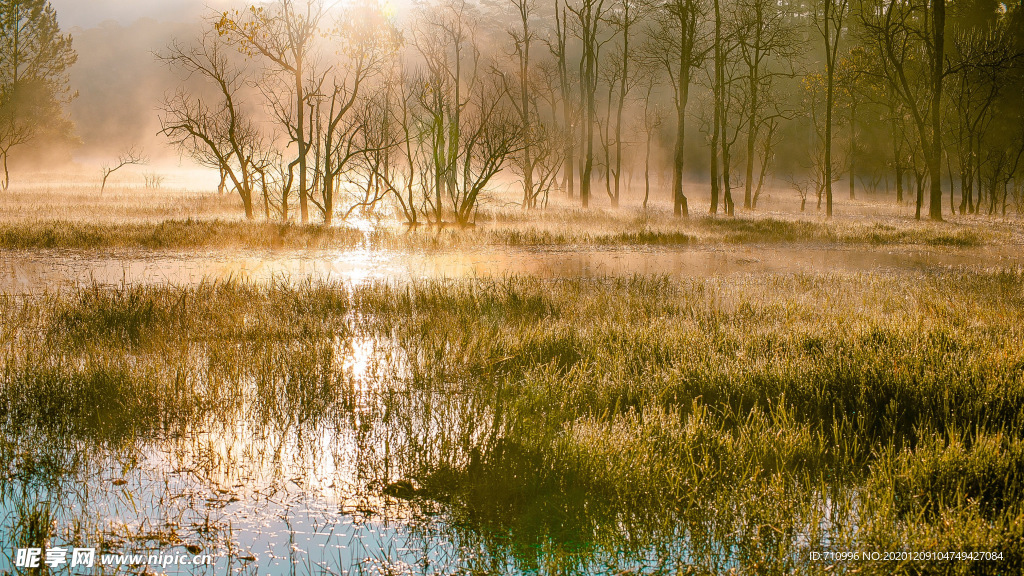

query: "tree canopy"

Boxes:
[0, 0, 77, 188]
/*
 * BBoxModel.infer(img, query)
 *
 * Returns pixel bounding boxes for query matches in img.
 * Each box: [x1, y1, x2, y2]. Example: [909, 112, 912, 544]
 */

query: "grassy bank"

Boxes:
[0, 219, 368, 250]
[2, 270, 1023, 573]
[0, 212, 995, 251]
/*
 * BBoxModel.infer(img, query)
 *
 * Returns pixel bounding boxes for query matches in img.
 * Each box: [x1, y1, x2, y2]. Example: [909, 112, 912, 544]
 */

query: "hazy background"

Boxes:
[42, 1, 391, 175]
[49, 0, 231, 28]
[43, 2, 233, 171]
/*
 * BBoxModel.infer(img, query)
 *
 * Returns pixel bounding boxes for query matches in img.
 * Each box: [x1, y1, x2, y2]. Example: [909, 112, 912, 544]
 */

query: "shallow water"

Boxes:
[0, 334, 696, 576]
[2, 243, 1020, 574]
[2, 244, 1020, 293]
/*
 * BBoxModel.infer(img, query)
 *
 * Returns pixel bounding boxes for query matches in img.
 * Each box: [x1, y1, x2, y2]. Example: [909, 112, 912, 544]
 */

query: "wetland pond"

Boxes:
[2, 243, 1022, 575]
[1, 314, 696, 575]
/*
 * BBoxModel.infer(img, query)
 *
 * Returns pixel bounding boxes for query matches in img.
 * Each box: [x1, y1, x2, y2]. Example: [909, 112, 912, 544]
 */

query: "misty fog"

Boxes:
[3, 0, 1021, 223]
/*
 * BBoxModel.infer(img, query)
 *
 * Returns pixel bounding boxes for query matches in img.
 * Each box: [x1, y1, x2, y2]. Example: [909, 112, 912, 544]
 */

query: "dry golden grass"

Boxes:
[0, 182, 240, 224]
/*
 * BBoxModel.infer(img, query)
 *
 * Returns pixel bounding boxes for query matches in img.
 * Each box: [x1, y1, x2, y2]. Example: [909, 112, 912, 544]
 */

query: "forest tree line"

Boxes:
[5, 0, 1019, 224]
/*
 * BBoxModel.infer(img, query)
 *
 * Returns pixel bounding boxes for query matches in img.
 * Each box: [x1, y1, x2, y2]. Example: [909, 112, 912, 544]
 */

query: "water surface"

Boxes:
[3, 244, 1019, 293]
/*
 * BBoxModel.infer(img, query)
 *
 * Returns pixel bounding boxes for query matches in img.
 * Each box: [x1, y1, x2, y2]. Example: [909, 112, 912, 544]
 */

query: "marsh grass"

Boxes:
[0, 184, 240, 224]
[2, 270, 1024, 573]
[0, 219, 369, 250]
[0, 214, 997, 252]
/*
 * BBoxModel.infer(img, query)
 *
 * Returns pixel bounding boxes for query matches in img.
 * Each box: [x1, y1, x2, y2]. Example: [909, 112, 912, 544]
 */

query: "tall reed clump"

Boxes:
[1, 281, 359, 445]
[347, 270, 1024, 573]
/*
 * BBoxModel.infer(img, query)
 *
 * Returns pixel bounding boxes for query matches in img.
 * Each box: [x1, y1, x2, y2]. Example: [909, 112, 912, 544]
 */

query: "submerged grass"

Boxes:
[2, 269, 1024, 573]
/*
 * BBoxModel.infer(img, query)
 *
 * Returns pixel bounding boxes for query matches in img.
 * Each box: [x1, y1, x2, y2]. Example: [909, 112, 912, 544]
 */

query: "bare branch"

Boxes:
[100, 146, 149, 193]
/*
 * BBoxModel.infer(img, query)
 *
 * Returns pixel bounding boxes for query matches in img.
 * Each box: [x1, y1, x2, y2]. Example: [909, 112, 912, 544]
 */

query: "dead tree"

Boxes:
[648, 0, 707, 217]
[812, 0, 849, 218]
[216, 0, 325, 224]
[859, 0, 947, 220]
[100, 146, 148, 193]
[158, 32, 265, 220]
[567, 0, 610, 208]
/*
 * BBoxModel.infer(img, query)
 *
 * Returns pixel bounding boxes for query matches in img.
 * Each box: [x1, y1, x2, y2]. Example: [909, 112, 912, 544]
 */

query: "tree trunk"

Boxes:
[565, 140, 575, 198]
[262, 171, 270, 220]
[958, 145, 971, 215]
[644, 131, 652, 210]
[604, 81, 615, 206]
[927, 0, 945, 221]
[849, 98, 856, 200]
[579, 3, 598, 209]
[672, 54, 690, 218]
[710, 111, 720, 214]
[556, 2, 574, 199]
[743, 27, 761, 211]
[915, 169, 924, 220]
[946, 150, 956, 215]
[710, 0, 722, 215]
[613, 18, 629, 209]
[824, 0, 834, 218]
[296, 58, 309, 225]
[324, 178, 333, 225]
[975, 145, 983, 214]
[744, 104, 756, 209]
[723, 134, 734, 216]
[895, 163, 904, 203]
[519, 5, 534, 209]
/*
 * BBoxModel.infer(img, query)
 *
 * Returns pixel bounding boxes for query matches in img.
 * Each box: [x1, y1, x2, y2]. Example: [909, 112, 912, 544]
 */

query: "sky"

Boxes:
[48, 0, 235, 28]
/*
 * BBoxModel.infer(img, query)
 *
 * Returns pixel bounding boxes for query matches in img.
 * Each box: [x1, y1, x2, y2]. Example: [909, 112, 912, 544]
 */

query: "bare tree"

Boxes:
[306, 5, 398, 224]
[709, 0, 724, 214]
[143, 172, 165, 190]
[606, 0, 647, 207]
[859, 0, 946, 220]
[711, 2, 747, 216]
[751, 108, 784, 209]
[158, 32, 265, 220]
[732, 0, 798, 211]
[648, 0, 707, 217]
[546, 0, 577, 199]
[785, 168, 813, 212]
[406, 0, 525, 226]
[343, 88, 397, 220]
[567, 0, 611, 208]
[379, 68, 425, 225]
[216, 0, 325, 224]
[528, 57, 570, 209]
[506, 0, 539, 209]
[100, 146, 148, 193]
[945, 21, 1017, 215]
[812, 0, 849, 218]
[634, 74, 663, 210]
